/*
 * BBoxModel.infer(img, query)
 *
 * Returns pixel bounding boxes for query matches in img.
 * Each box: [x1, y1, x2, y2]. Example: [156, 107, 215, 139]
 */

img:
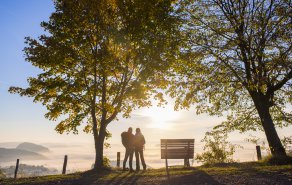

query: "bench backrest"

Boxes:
[161, 139, 194, 159]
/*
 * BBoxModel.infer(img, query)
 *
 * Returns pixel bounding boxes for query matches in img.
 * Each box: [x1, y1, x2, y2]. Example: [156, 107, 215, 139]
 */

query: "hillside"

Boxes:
[16, 142, 50, 153]
[0, 148, 47, 162]
[1, 162, 292, 185]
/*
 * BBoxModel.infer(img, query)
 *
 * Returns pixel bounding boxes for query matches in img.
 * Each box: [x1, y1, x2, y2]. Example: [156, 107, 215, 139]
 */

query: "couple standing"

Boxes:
[121, 127, 146, 172]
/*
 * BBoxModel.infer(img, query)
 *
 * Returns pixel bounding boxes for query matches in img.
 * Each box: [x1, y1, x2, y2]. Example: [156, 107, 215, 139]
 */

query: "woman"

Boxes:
[134, 128, 146, 171]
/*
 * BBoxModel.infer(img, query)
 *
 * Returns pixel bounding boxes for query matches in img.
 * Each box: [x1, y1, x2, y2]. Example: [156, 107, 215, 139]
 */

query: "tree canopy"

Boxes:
[170, 0, 292, 157]
[9, 0, 179, 168]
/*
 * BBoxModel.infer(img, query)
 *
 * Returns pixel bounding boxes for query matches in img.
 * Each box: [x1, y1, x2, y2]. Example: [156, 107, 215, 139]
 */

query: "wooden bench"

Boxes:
[161, 139, 194, 185]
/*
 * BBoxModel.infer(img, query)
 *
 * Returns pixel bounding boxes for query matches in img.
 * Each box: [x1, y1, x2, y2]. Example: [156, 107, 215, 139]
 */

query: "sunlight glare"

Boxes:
[138, 105, 179, 129]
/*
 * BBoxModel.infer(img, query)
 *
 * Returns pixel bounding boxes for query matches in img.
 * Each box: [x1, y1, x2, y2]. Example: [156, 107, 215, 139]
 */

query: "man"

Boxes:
[121, 127, 134, 172]
[134, 128, 146, 171]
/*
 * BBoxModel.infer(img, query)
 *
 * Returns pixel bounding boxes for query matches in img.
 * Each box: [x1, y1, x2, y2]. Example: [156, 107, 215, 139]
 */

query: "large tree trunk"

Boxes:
[94, 127, 106, 169]
[253, 94, 287, 157]
[92, 110, 107, 169]
[93, 75, 108, 169]
[93, 122, 106, 169]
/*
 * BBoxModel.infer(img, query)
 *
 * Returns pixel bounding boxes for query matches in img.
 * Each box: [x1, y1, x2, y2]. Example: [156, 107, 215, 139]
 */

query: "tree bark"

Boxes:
[92, 118, 107, 169]
[91, 108, 107, 169]
[94, 125, 106, 169]
[253, 94, 287, 157]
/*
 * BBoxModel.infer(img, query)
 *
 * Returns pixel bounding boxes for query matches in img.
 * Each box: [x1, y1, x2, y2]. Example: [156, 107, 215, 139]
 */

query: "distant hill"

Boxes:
[0, 142, 20, 148]
[0, 148, 47, 162]
[16, 142, 50, 153]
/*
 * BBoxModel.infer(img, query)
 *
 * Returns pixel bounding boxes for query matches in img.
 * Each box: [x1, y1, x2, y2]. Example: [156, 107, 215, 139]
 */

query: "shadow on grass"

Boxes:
[75, 167, 222, 185]
[162, 168, 222, 185]
[74, 168, 118, 185]
[72, 168, 141, 185]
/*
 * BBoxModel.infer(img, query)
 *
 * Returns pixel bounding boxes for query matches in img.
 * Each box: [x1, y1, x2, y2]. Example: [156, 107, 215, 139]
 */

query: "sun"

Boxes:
[138, 105, 179, 129]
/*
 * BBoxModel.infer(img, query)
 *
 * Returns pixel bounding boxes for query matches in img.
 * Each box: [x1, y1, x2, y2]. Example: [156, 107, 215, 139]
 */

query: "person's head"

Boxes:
[128, 127, 133, 133]
[136, 128, 141, 133]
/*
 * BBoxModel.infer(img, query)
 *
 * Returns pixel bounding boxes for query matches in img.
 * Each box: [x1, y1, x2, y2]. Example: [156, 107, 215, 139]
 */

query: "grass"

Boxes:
[260, 155, 292, 165]
[198, 162, 292, 175]
[0, 173, 82, 185]
[1, 162, 291, 185]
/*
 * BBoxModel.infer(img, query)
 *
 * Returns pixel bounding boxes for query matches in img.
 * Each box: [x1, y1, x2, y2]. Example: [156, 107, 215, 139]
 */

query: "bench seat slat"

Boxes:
[161, 146, 194, 149]
[161, 154, 194, 159]
[161, 139, 194, 143]
[161, 142, 194, 144]
[161, 148, 194, 153]
[161, 144, 193, 148]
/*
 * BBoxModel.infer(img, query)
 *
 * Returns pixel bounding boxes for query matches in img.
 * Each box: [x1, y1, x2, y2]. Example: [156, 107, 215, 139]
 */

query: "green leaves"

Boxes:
[9, 0, 179, 137]
[196, 130, 241, 164]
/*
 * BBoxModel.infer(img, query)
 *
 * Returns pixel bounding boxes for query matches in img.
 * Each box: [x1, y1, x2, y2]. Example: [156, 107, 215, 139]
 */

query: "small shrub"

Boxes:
[91, 156, 111, 169]
[103, 156, 111, 167]
[196, 131, 239, 165]
[282, 136, 292, 152]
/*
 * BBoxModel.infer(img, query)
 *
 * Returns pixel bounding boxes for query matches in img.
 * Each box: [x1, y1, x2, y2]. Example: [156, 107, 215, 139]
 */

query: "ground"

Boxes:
[1, 162, 292, 185]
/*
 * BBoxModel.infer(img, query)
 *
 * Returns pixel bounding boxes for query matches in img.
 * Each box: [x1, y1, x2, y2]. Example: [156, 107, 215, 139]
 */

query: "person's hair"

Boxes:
[136, 128, 141, 133]
[128, 127, 132, 132]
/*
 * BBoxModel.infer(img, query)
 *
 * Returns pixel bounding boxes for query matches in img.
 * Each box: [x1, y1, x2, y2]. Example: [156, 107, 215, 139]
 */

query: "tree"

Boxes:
[9, 0, 179, 169]
[170, 0, 292, 157]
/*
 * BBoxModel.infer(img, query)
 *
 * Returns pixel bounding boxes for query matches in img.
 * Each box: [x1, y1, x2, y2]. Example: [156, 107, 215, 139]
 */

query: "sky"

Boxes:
[0, 0, 291, 167]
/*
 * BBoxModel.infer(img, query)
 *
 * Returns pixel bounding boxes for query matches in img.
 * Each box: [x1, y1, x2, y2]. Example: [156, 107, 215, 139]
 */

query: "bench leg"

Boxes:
[165, 158, 170, 185]
[184, 158, 190, 167]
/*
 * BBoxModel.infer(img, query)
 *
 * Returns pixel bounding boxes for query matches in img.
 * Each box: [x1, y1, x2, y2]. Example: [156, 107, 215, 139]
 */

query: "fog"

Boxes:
[0, 140, 265, 174]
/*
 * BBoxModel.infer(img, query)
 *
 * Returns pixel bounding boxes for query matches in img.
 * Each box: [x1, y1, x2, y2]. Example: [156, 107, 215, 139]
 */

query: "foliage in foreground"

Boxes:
[196, 131, 239, 164]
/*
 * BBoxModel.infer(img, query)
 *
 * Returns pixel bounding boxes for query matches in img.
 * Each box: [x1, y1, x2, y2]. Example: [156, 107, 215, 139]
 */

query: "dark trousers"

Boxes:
[135, 148, 146, 170]
[123, 148, 134, 170]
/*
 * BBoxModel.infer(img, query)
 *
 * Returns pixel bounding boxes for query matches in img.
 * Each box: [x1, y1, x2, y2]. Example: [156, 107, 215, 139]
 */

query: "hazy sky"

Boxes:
[0, 0, 291, 154]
